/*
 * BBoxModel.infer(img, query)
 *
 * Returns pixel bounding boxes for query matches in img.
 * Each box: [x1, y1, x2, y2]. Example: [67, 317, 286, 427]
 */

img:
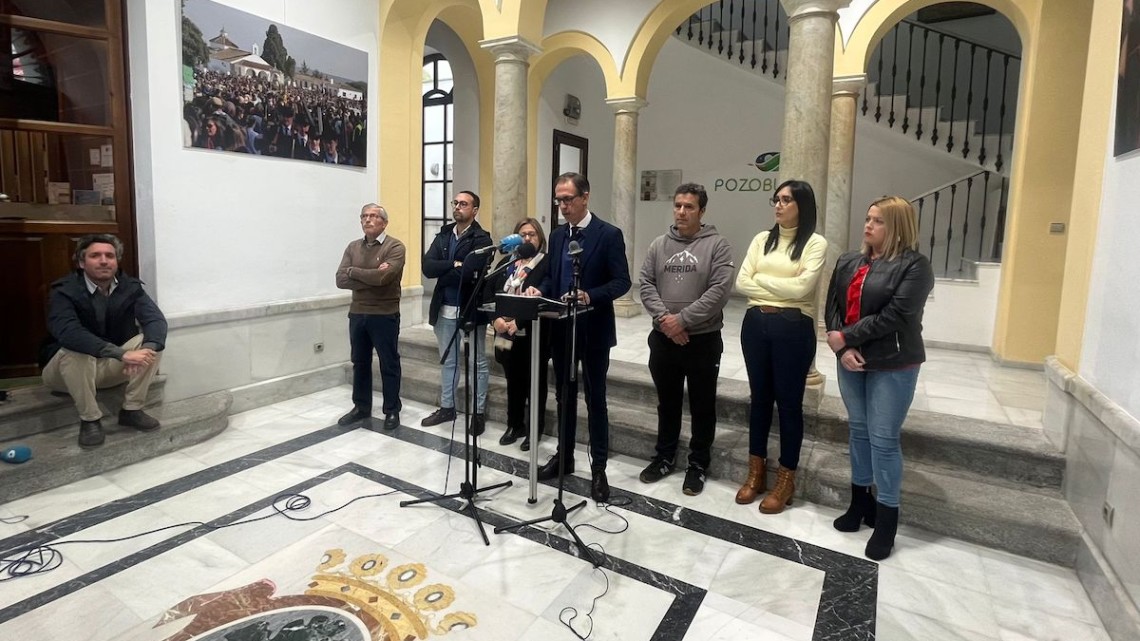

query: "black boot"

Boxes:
[833, 484, 877, 532]
[865, 502, 899, 561]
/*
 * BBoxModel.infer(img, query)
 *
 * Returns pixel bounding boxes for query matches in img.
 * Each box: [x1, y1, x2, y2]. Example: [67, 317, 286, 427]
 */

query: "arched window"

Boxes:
[421, 53, 453, 252]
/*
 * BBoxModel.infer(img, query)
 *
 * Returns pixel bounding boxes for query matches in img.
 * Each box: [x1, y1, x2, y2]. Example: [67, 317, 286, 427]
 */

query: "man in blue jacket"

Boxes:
[533, 172, 631, 502]
[421, 190, 493, 434]
[41, 234, 167, 448]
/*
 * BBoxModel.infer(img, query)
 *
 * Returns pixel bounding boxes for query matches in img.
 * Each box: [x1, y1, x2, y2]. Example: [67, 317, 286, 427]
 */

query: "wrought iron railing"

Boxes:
[864, 19, 1021, 173]
[912, 170, 1008, 278]
[675, 3, 1021, 175]
[675, 0, 790, 82]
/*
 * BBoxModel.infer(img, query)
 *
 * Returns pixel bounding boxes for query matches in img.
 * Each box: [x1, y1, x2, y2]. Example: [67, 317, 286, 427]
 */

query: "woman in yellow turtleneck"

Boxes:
[733, 179, 828, 514]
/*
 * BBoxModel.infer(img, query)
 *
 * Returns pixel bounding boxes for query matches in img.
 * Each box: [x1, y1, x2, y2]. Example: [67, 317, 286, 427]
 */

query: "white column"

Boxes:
[821, 74, 866, 295]
[607, 97, 648, 318]
[778, 0, 851, 215]
[480, 36, 541, 240]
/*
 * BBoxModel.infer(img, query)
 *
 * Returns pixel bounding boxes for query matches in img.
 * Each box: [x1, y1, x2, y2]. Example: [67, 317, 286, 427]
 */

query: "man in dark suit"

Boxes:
[531, 172, 631, 502]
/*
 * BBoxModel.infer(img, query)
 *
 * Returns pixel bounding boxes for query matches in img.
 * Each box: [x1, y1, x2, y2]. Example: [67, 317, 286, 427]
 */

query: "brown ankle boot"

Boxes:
[759, 466, 796, 514]
[734, 455, 767, 504]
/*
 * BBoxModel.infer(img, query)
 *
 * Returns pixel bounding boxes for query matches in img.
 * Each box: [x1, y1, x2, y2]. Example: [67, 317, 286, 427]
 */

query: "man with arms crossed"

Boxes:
[336, 203, 406, 429]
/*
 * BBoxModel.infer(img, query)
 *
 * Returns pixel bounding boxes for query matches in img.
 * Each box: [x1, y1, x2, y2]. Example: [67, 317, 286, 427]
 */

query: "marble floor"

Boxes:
[0, 387, 1105, 641]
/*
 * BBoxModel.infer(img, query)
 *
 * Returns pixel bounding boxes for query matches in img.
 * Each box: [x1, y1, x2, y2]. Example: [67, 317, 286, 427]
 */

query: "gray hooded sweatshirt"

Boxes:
[639, 223, 735, 335]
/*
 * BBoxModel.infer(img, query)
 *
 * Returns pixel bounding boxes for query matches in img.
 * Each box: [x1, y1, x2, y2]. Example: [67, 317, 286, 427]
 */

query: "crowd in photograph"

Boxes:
[183, 69, 367, 166]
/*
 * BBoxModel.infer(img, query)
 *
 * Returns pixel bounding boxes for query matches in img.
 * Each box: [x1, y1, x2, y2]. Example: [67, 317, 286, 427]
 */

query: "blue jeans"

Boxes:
[836, 365, 920, 508]
[433, 316, 488, 412]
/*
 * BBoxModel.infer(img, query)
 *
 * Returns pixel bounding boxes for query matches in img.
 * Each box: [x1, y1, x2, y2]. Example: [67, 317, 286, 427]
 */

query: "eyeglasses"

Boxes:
[519, 231, 539, 238]
[552, 195, 580, 205]
[451, 200, 473, 208]
[360, 213, 383, 220]
[769, 195, 795, 206]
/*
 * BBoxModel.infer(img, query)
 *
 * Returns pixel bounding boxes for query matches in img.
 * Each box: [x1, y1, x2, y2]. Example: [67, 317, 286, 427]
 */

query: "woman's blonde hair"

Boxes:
[863, 195, 920, 260]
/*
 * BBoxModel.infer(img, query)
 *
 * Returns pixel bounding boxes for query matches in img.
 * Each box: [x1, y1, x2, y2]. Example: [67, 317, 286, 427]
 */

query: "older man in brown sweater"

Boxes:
[335, 203, 406, 429]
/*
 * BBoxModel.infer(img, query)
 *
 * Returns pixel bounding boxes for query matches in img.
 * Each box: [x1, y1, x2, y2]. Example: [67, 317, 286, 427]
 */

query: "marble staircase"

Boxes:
[389, 326, 1080, 567]
[0, 378, 231, 504]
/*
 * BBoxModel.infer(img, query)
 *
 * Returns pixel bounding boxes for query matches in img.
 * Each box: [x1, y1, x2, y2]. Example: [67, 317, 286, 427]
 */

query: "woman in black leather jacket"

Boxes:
[824, 195, 934, 561]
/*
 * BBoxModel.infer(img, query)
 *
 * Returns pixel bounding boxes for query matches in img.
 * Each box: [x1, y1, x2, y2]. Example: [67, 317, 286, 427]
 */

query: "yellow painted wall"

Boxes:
[991, 0, 1093, 363]
[378, 0, 496, 287]
[1053, 0, 1119, 370]
[839, 0, 1098, 365]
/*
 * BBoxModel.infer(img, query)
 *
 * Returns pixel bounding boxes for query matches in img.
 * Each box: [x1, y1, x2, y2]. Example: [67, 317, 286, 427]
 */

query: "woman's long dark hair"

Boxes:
[762, 179, 818, 261]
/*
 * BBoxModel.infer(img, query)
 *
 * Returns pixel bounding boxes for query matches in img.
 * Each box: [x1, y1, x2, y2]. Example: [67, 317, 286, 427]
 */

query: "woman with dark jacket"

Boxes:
[487, 218, 550, 451]
[824, 195, 935, 561]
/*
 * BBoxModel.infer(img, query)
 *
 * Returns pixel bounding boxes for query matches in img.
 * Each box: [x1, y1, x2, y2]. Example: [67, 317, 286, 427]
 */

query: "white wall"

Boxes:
[127, 0, 386, 401]
[425, 23, 480, 194]
[542, 0, 658, 75]
[129, 0, 379, 316]
[535, 55, 614, 229]
[1079, 126, 1140, 421]
[923, 263, 1001, 348]
[634, 37, 981, 284]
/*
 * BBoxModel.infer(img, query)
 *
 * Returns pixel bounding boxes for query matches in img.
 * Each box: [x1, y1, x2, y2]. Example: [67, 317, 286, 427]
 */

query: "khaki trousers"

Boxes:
[42, 334, 162, 421]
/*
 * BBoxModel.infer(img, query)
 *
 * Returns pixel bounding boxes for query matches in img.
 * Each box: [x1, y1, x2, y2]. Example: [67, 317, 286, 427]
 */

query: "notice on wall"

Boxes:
[89, 149, 101, 166]
[640, 169, 682, 202]
[73, 190, 101, 206]
[92, 173, 114, 200]
[100, 144, 113, 167]
[47, 182, 71, 205]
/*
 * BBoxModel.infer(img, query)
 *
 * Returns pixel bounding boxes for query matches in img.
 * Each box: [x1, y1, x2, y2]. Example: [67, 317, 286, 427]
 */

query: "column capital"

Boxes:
[479, 36, 541, 63]
[832, 73, 867, 97]
[606, 96, 648, 115]
[779, 0, 850, 22]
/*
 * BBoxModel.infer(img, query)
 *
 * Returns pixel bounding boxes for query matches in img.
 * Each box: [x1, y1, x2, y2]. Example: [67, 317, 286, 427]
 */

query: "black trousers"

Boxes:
[499, 328, 549, 432]
[740, 307, 816, 469]
[349, 313, 401, 415]
[550, 323, 611, 469]
[647, 329, 723, 470]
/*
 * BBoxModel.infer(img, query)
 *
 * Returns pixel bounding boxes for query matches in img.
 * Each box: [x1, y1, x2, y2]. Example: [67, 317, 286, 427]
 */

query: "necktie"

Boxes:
[570, 225, 582, 242]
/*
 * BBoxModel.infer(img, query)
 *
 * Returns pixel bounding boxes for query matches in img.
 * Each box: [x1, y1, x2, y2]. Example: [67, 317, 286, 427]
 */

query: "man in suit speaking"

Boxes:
[528, 172, 631, 502]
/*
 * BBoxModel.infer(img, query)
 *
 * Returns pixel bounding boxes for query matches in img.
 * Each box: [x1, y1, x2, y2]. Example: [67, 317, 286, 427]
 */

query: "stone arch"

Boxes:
[378, 0, 493, 273]
[838, 0, 1030, 76]
[525, 31, 621, 218]
[622, 0, 743, 98]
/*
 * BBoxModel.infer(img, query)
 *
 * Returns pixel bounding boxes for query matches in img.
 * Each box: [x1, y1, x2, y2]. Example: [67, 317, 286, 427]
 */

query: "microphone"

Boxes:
[472, 234, 524, 255]
[1, 445, 31, 464]
[568, 239, 583, 256]
[513, 243, 538, 260]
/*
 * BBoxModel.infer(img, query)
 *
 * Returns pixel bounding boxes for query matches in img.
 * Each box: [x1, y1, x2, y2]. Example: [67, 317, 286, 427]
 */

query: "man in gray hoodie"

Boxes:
[638, 183, 735, 495]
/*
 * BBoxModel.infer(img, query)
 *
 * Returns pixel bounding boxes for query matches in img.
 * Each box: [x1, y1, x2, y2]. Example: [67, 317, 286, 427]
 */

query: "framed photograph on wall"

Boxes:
[180, 0, 369, 166]
[1117, 0, 1140, 157]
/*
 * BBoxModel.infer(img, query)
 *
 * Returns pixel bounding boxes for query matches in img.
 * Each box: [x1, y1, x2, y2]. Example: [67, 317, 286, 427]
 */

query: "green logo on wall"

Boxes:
[750, 152, 780, 172]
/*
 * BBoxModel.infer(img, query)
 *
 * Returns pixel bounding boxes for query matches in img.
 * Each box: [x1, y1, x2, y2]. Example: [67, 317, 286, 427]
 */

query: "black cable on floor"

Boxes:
[0, 489, 398, 582]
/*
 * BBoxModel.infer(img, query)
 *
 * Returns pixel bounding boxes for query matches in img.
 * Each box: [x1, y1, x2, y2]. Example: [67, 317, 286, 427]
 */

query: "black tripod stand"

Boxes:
[494, 242, 600, 567]
[401, 251, 511, 545]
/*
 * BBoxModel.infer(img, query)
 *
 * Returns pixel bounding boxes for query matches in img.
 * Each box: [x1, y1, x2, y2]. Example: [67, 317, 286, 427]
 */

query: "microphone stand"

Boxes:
[401, 247, 511, 545]
[495, 240, 600, 567]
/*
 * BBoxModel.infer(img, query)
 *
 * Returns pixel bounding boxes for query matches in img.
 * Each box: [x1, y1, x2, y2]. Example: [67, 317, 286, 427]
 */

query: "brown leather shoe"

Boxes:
[759, 466, 796, 514]
[734, 455, 767, 504]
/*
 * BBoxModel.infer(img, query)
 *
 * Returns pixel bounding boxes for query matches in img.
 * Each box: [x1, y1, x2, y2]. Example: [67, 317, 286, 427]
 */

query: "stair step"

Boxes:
[0, 376, 167, 442]
[0, 390, 231, 504]
[391, 326, 1077, 565]
[805, 443, 1079, 567]
[396, 327, 1064, 490]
